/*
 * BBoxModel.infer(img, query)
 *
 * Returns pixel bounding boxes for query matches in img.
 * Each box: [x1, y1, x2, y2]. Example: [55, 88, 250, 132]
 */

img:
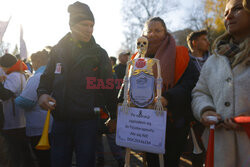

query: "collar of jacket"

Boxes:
[68, 33, 96, 49]
[189, 51, 209, 62]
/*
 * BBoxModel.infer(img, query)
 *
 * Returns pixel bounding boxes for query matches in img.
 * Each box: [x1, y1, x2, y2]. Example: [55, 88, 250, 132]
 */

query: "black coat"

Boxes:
[147, 59, 199, 167]
[163, 59, 199, 125]
[37, 33, 117, 121]
[114, 63, 127, 79]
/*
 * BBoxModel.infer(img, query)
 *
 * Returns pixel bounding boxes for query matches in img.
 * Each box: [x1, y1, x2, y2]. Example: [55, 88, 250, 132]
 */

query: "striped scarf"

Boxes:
[215, 32, 250, 68]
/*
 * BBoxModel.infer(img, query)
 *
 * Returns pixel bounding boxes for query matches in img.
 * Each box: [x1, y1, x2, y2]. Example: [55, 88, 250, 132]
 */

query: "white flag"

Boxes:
[0, 17, 11, 43]
[20, 25, 28, 60]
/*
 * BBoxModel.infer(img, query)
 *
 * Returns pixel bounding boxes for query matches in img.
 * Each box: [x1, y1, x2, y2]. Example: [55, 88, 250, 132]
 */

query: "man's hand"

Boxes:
[38, 94, 56, 111]
[201, 110, 222, 127]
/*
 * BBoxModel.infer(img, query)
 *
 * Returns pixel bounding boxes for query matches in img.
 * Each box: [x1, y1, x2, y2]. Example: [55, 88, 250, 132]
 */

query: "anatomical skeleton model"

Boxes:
[121, 36, 165, 167]
[121, 36, 163, 115]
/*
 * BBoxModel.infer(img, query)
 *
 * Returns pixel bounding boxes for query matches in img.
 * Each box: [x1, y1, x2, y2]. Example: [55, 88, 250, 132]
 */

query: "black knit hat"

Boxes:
[68, 1, 95, 26]
[0, 53, 17, 68]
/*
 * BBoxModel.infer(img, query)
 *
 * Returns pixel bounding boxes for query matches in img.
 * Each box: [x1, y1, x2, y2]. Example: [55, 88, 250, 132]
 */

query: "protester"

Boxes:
[37, 2, 117, 167]
[16, 54, 33, 74]
[186, 29, 210, 166]
[96, 106, 124, 167]
[96, 126, 124, 167]
[187, 30, 210, 71]
[15, 49, 52, 167]
[110, 56, 117, 67]
[192, 0, 250, 166]
[109, 56, 117, 75]
[96, 58, 124, 167]
[130, 17, 199, 166]
[114, 51, 130, 79]
[0, 53, 33, 167]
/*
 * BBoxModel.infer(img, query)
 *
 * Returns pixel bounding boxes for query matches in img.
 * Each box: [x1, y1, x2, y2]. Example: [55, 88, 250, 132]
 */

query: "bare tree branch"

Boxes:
[121, 0, 175, 52]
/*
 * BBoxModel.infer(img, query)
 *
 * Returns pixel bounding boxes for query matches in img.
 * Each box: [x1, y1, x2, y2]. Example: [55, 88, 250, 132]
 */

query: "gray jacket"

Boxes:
[192, 54, 250, 167]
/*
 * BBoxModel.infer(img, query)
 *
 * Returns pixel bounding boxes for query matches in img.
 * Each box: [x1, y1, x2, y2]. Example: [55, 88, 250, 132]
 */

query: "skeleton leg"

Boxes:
[121, 61, 131, 113]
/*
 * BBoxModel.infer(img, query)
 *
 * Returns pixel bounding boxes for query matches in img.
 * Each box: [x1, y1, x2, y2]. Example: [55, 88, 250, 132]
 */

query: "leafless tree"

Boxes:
[172, 28, 193, 47]
[185, 0, 226, 47]
[121, 0, 176, 52]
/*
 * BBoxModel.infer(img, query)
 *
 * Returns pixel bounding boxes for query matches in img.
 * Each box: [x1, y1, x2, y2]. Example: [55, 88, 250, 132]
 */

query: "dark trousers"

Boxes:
[50, 119, 98, 167]
[1, 128, 34, 167]
[30, 135, 51, 167]
[96, 133, 125, 167]
[146, 122, 189, 167]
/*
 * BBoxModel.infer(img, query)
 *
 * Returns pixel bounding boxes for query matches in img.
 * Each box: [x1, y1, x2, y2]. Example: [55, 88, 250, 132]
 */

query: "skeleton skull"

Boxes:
[136, 37, 148, 56]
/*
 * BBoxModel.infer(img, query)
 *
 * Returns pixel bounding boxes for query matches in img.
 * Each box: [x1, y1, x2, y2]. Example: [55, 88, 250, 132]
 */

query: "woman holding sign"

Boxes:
[138, 17, 199, 167]
[192, 0, 250, 166]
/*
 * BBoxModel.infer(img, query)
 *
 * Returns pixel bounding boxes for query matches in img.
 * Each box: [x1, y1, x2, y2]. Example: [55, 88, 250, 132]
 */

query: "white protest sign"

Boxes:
[116, 106, 167, 154]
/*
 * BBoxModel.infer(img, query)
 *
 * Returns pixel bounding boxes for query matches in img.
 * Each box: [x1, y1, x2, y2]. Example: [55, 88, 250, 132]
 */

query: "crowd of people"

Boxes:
[0, 0, 249, 167]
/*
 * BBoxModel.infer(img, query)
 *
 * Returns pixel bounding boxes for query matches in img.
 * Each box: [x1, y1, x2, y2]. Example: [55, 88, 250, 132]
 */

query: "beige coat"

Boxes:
[192, 54, 250, 167]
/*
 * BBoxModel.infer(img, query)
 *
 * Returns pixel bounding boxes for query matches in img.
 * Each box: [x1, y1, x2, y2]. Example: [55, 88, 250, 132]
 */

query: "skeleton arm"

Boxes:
[153, 59, 164, 115]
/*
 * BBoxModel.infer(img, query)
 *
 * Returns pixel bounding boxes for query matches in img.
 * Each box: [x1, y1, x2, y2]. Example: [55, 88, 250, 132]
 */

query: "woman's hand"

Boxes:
[223, 111, 250, 131]
[223, 118, 242, 130]
[201, 110, 222, 127]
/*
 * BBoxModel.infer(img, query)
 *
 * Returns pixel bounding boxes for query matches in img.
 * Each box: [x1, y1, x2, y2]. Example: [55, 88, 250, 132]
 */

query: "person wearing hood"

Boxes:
[37, 2, 117, 167]
[0, 53, 33, 167]
[192, 0, 250, 166]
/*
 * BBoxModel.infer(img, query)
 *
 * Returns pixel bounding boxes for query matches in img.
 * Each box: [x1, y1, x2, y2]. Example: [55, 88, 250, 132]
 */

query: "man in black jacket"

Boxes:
[37, 2, 117, 167]
[114, 51, 130, 79]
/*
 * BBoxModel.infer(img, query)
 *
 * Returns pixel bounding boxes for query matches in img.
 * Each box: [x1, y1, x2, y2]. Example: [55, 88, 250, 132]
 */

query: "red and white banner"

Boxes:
[20, 25, 28, 60]
[0, 17, 11, 43]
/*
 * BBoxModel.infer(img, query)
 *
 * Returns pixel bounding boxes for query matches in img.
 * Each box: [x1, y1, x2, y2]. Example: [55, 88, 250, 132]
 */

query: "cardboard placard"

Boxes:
[116, 106, 167, 154]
